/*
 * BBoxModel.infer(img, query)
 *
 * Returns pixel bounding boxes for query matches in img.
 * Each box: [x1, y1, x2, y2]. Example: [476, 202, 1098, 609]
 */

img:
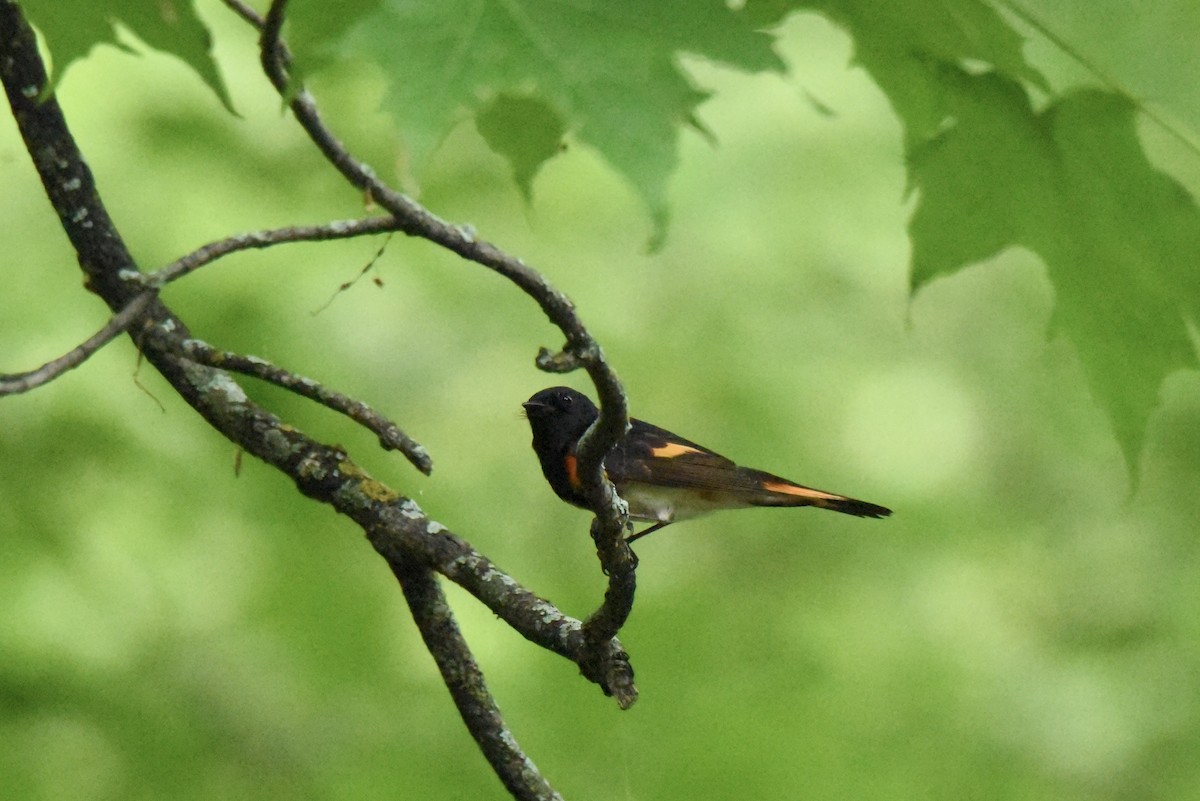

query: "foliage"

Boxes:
[26, 0, 1200, 473]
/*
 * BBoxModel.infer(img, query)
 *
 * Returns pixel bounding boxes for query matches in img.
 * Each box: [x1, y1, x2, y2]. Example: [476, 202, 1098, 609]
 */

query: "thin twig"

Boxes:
[312, 232, 394, 315]
[147, 216, 402, 288]
[0, 290, 155, 396]
[220, 0, 263, 27]
[180, 338, 432, 474]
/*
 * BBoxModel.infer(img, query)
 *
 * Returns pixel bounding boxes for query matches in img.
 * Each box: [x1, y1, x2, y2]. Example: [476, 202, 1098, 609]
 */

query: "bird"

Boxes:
[522, 386, 891, 542]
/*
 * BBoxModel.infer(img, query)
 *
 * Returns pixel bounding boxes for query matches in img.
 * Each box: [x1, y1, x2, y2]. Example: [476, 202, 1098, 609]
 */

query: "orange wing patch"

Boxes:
[650, 442, 704, 459]
[564, 454, 580, 488]
[760, 480, 845, 502]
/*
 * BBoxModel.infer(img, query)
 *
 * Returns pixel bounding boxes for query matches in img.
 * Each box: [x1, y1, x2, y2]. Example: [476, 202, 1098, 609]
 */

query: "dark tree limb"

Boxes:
[392, 558, 565, 801]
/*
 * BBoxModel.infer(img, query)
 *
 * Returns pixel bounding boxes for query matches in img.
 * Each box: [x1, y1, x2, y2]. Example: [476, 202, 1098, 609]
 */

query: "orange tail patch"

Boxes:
[760, 479, 847, 502]
[757, 478, 891, 518]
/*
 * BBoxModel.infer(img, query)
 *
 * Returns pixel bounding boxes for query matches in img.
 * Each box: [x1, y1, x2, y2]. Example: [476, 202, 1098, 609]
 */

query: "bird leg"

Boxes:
[626, 521, 671, 544]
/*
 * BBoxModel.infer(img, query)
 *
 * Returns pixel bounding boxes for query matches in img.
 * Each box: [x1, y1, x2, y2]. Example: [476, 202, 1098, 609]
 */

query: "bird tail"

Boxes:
[747, 470, 892, 519]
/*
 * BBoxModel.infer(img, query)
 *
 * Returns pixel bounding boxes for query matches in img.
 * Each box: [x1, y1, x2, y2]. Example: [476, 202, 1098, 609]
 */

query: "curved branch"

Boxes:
[148, 216, 402, 288]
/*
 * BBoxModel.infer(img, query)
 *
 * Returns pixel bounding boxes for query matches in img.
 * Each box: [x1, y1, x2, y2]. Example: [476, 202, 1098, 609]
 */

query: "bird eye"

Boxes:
[561, 393, 572, 404]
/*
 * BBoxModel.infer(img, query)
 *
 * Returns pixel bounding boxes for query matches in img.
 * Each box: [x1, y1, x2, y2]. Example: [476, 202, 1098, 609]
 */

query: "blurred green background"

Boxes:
[3, 5, 1200, 801]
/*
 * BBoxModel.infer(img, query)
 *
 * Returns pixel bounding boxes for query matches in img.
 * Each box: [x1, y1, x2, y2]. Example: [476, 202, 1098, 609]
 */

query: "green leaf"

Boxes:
[475, 93, 567, 202]
[23, 0, 234, 113]
[289, 0, 785, 249]
[997, 0, 1200, 140]
[907, 68, 1054, 284]
[1045, 93, 1200, 471]
[750, 0, 1049, 149]
[748, 0, 1199, 473]
[283, 0, 385, 76]
[911, 74, 1200, 471]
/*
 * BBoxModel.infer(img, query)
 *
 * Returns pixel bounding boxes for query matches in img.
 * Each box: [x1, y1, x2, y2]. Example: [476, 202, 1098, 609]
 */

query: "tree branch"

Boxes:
[366, 508, 636, 707]
[180, 337, 431, 474]
[221, 0, 264, 28]
[391, 558, 565, 801]
[147, 216, 402, 288]
[0, 216, 406, 398]
[0, 290, 155, 396]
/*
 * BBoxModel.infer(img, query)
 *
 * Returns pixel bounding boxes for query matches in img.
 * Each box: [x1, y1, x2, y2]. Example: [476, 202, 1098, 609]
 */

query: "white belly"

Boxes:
[619, 483, 749, 523]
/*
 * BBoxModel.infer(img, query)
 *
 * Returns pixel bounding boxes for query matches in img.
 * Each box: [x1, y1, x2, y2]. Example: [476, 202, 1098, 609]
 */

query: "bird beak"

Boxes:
[521, 400, 549, 417]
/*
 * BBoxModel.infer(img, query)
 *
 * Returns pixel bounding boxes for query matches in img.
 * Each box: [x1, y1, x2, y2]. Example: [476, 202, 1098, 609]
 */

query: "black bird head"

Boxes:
[522, 386, 599, 458]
